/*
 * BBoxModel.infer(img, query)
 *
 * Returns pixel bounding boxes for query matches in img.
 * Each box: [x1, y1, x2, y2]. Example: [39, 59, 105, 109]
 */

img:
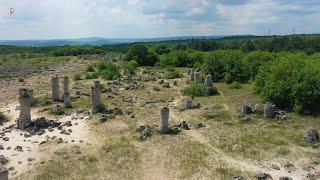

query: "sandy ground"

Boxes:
[0, 103, 91, 177]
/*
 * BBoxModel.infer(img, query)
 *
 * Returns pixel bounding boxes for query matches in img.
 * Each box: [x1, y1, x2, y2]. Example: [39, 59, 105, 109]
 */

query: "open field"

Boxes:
[1, 56, 319, 180]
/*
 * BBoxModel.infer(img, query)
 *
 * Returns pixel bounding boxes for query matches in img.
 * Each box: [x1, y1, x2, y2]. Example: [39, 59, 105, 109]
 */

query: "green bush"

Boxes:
[183, 83, 219, 97]
[123, 60, 138, 75]
[164, 67, 181, 79]
[97, 61, 121, 80]
[230, 82, 242, 89]
[73, 74, 82, 80]
[254, 55, 320, 114]
[203, 50, 248, 83]
[85, 72, 99, 79]
[224, 73, 233, 84]
[86, 65, 95, 72]
[154, 45, 171, 55]
[125, 44, 159, 66]
[242, 51, 275, 79]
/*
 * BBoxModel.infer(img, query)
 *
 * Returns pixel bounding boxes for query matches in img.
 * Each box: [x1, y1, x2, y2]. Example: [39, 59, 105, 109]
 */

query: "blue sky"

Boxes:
[0, 0, 319, 40]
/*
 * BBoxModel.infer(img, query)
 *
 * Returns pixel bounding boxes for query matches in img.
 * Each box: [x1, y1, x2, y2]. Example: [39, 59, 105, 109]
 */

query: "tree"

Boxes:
[125, 44, 158, 66]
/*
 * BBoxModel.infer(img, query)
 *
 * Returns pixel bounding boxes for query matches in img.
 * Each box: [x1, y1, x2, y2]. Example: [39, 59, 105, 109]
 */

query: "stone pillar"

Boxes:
[204, 75, 213, 95]
[242, 101, 252, 115]
[189, 69, 194, 81]
[0, 167, 8, 180]
[185, 99, 193, 109]
[159, 107, 170, 133]
[63, 76, 69, 94]
[194, 72, 200, 82]
[264, 104, 276, 118]
[18, 88, 31, 130]
[91, 81, 102, 110]
[51, 75, 60, 101]
[64, 92, 72, 108]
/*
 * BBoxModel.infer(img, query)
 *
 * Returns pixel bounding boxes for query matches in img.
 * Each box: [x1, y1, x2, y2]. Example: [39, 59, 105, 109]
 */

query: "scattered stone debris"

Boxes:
[195, 123, 205, 129]
[178, 121, 190, 130]
[304, 128, 319, 142]
[254, 173, 272, 180]
[25, 117, 61, 136]
[14, 146, 23, 152]
[233, 176, 244, 180]
[279, 177, 293, 180]
[0, 155, 8, 165]
[181, 99, 200, 111]
[264, 103, 276, 118]
[137, 125, 151, 141]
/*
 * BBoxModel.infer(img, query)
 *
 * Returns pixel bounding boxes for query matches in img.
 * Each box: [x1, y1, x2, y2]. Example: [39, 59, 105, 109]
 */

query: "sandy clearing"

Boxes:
[0, 103, 91, 177]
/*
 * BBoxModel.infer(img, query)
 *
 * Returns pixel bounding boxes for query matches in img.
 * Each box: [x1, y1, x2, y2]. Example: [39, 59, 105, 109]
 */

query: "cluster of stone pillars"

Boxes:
[51, 75, 72, 108]
[188, 69, 200, 82]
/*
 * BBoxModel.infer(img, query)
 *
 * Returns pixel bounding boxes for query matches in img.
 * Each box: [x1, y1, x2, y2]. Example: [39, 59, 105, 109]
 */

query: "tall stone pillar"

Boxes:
[264, 103, 276, 118]
[189, 69, 194, 81]
[91, 81, 102, 110]
[18, 88, 31, 130]
[204, 75, 213, 95]
[63, 76, 69, 94]
[51, 75, 60, 101]
[64, 92, 72, 108]
[194, 72, 200, 82]
[159, 107, 170, 133]
[0, 167, 8, 180]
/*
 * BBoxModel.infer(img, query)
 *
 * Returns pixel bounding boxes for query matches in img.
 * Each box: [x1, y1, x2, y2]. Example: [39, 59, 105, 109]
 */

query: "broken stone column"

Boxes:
[64, 92, 72, 108]
[264, 103, 276, 118]
[0, 167, 8, 180]
[18, 88, 31, 130]
[189, 69, 194, 81]
[194, 72, 200, 82]
[91, 81, 102, 110]
[159, 107, 170, 133]
[51, 75, 60, 101]
[63, 76, 69, 94]
[204, 75, 213, 95]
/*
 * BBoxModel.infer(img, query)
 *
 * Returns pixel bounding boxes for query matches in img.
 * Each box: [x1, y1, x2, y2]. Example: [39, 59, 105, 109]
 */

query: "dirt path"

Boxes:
[168, 91, 303, 179]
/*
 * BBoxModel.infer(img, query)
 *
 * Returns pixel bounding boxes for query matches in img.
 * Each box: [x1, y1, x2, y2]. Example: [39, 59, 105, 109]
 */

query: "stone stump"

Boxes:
[63, 76, 69, 94]
[18, 88, 31, 130]
[64, 92, 72, 108]
[0, 167, 8, 180]
[204, 75, 213, 95]
[185, 99, 193, 109]
[91, 81, 102, 110]
[51, 75, 60, 101]
[194, 72, 200, 82]
[242, 101, 253, 115]
[159, 107, 170, 133]
[264, 104, 276, 118]
[189, 69, 194, 81]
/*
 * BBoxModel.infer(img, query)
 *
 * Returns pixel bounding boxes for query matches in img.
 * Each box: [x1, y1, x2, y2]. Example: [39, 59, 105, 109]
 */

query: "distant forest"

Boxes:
[0, 34, 320, 55]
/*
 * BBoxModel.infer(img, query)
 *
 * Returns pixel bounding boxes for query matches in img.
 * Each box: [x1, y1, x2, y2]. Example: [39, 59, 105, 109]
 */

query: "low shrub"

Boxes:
[123, 60, 138, 75]
[183, 83, 219, 97]
[73, 74, 82, 80]
[224, 73, 233, 84]
[97, 61, 121, 80]
[230, 82, 242, 89]
[164, 67, 181, 79]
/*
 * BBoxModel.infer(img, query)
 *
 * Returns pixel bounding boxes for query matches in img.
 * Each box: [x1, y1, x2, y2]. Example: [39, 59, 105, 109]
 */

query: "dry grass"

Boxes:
[12, 68, 320, 180]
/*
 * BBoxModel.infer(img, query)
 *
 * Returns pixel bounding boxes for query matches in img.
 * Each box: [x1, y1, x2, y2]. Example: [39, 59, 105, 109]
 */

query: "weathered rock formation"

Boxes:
[18, 88, 31, 130]
[159, 107, 170, 133]
[51, 75, 60, 101]
[91, 81, 102, 110]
